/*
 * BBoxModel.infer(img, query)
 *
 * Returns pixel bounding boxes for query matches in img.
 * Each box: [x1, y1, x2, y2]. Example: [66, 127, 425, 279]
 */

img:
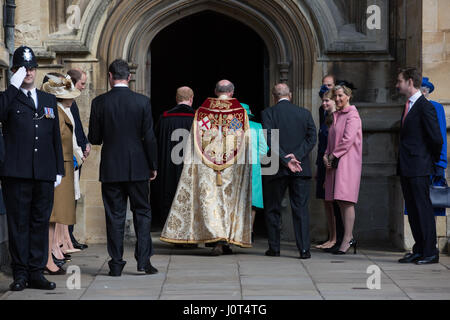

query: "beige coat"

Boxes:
[50, 106, 76, 225]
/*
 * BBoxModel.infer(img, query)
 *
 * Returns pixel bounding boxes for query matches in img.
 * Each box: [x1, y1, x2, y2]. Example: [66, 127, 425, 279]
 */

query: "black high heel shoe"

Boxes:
[333, 239, 357, 255]
[45, 266, 66, 275]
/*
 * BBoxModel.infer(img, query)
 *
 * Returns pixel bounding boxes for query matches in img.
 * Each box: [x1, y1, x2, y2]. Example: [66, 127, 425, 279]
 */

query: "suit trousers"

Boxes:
[264, 176, 311, 252]
[1, 177, 54, 281]
[400, 176, 438, 257]
[102, 181, 153, 274]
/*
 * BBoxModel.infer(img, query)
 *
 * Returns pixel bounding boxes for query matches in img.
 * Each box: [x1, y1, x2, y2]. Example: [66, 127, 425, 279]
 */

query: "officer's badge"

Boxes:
[23, 48, 33, 62]
[44, 107, 55, 119]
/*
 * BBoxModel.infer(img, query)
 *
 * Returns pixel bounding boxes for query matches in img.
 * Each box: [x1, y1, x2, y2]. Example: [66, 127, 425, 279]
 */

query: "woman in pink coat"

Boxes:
[323, 85, 362, 255]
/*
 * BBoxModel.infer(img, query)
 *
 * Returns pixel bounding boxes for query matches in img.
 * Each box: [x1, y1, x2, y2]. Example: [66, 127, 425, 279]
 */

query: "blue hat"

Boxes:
[319, 85, 329, 98]
[422, 77, 435, 94]
[241, 103, 255, 119]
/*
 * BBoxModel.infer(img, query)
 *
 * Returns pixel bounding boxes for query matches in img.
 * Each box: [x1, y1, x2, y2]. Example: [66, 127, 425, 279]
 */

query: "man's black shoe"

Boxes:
[398, 252, 422, 263]
[300, 250, 311, 259]
[265, 249, 280, 257]
[27, 277, 56, 290]
[138, 263, 158, 274]
[108, 271, 122, 277]
[222, 245, 233, 255]
[415, 255, 439, 265]
[9, 279, 27, 291]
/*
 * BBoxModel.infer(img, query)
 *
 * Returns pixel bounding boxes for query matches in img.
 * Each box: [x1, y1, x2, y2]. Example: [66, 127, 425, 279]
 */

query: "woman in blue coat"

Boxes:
[421, 77, 447, 217]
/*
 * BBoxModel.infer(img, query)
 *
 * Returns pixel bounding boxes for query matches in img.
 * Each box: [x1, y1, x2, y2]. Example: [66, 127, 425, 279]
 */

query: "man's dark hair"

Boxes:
[67, 69, 83, 86]
[109, 59, 130, 80]
[398, 67, 422, 89]
[322, 74, 336, 84]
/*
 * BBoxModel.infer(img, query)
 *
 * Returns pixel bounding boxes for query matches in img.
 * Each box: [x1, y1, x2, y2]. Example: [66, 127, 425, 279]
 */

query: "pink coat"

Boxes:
[324, 105, 363, 204]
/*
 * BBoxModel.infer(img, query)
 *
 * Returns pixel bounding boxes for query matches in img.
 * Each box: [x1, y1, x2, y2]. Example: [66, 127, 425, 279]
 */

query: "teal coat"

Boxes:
[249, 120, 268, 209]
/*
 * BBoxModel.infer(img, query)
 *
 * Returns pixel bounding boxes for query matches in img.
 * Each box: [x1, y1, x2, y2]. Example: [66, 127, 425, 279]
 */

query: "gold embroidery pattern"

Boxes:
[160, 113, 253, 248]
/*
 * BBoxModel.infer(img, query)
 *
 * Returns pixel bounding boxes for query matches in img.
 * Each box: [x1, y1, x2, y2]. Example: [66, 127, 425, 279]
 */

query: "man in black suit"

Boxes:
[88, 59, 158, 276]
[0, 46, 64, 291]
[396, 68, 443, 265]
[262, 83, 317, 259]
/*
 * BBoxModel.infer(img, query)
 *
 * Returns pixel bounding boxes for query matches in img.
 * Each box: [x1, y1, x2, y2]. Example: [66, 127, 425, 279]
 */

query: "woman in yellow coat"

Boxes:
[42, 74, 82, 274]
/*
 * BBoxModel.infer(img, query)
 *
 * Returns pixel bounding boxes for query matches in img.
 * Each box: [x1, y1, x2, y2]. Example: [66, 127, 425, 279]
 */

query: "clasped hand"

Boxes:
[285, 154, 302, 173]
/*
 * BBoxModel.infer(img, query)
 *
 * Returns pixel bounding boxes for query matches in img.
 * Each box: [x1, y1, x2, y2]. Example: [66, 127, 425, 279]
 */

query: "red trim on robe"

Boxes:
[163, 111, 195, 118]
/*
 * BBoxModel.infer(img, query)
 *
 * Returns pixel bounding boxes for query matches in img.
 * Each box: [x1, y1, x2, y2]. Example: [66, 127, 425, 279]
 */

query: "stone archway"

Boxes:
[96, 0, 318, 109]
[91, 0, 319, 240]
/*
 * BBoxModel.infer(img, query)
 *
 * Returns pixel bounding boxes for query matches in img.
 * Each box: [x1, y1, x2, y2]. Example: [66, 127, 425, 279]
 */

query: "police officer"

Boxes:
[0, 46, 64, 291]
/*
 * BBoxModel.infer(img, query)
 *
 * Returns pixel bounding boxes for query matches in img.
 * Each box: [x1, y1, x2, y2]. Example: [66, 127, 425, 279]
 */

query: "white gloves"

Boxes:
[10, 66, 27, 89]
[54, 175, 62, 188]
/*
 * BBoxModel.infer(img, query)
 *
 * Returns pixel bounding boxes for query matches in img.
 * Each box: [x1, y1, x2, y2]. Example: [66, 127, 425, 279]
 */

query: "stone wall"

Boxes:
[0, 0, 447, 255]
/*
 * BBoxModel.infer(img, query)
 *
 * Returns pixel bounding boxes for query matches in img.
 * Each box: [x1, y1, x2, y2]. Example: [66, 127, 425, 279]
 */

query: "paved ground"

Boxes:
[1, 233, 449, 300]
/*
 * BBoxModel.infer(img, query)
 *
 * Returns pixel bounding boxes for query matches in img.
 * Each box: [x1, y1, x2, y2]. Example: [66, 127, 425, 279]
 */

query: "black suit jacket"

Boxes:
[0, 85, 64, 181]
[398, 95, 443, 177]
[88, 86, 157, 183]
[71, 101, 88, 152]
[262, 99, 317, 179]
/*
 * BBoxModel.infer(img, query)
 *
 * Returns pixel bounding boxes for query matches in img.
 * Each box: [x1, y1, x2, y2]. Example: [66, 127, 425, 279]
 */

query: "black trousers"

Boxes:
[1, 177, 54, 281]
[102, 181, 153, 274]
[400, 176, 437, 257]
[263, 176, 311, 252]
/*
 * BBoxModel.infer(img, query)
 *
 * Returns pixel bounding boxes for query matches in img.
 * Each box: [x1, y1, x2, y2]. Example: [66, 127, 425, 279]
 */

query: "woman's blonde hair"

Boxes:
[333, 85, 353, 100]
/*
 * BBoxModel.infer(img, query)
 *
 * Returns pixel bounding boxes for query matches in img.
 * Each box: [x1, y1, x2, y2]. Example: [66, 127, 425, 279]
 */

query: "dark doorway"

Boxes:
[150, 11, 269, 238]
[150, 10, 269, 122]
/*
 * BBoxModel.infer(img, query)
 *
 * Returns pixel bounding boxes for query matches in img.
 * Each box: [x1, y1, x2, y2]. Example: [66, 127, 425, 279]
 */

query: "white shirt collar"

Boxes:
[20, 87, 38, 107]
[408, 90, 422, 109]
[114, 83, 128, 88]
[278, 98, 290, 102]
[20, 87, 37, 96]
[218, 94, 232, 100]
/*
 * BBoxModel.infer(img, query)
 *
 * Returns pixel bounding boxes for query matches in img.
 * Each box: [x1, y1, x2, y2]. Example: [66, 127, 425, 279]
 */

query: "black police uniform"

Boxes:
[0, 46, 64, 286]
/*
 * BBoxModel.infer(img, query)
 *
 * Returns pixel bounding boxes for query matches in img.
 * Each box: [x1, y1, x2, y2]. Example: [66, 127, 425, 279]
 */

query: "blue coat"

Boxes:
[431, 100, 447, 216]
[431, 100, 447, 169]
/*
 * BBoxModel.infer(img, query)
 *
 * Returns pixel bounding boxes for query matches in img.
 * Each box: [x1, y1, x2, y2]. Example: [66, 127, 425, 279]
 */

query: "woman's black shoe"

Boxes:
[63, 253, 71, 259]
[323, 243, 340, 253]
[333, 239, 357, 255]
[52, 253, 65, 263]
[45, 266, 66, 275]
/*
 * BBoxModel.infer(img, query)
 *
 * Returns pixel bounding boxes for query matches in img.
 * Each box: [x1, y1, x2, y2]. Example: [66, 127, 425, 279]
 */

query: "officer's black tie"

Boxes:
[27, 91, 36, 109]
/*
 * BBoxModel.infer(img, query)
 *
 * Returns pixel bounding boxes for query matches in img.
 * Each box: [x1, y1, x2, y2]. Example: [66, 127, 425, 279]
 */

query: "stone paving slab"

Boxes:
[1, 235, 450, 300]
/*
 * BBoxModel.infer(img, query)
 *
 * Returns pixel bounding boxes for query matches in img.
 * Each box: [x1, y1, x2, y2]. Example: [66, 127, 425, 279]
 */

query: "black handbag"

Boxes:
[429, 177, 450, 208]
[331, 157, 340, 169]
